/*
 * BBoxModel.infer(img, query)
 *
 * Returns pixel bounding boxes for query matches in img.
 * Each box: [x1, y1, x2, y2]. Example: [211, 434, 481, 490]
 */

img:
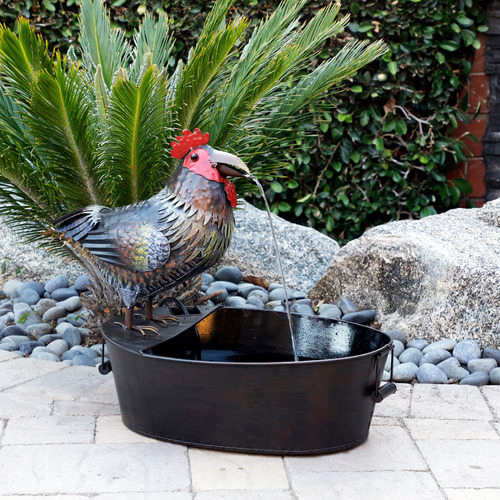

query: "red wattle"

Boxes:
[224, 179, 237, 207]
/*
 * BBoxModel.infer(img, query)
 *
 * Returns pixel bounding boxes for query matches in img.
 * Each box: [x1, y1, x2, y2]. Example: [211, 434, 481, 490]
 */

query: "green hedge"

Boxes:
[0, 0, 488, 242]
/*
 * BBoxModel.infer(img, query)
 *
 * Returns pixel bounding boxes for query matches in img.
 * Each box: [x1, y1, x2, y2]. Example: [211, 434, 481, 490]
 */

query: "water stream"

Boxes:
[247, 175, 299, 362]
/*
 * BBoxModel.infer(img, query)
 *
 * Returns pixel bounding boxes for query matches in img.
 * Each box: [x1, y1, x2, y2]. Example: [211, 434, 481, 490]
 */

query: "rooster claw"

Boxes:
[114, 321, 160, 336]
[134, 313, 179, 326]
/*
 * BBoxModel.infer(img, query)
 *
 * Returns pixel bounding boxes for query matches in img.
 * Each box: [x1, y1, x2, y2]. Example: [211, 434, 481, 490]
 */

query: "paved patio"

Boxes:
[0, 349, 499, 499]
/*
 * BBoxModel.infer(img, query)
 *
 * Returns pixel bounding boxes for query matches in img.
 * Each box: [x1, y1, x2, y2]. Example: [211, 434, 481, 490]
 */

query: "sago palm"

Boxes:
[0, 0, 386, 311]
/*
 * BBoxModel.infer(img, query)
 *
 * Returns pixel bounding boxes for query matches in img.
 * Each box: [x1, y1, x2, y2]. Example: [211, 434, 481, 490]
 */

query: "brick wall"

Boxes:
[447, 33, 489, 208]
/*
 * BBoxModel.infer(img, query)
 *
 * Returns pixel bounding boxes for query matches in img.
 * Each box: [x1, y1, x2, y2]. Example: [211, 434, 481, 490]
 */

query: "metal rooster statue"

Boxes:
[54, 129, 250, 334]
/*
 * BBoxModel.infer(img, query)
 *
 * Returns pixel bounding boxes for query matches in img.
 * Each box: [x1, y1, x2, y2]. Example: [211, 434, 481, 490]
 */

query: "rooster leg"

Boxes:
[134, 300, 179, 327]
[114, 307, 160, 336]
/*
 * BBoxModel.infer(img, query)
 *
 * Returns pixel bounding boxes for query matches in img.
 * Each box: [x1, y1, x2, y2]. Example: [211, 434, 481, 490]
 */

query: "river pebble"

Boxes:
[214, 266, 242, 284]
[416, 363, 448, 384]
[399, 347, 423, 365]
[338, 298, 357, 315]
[453, 340, 482, 364]
[44, 274, 69, 294]
[392, 362, 418, 382]
[392, 340, 405, 358]
[18, 289, 40, 306]
[422, 339, 457, 353]
[459, 371, 490, 386]
[384, 330, 407, 345]
[490, 367, 500, 385]
[341, 310, 376, 325]
[247, 289, 269, 303]
[483, 347, 500, 364]
[419, 349, 451, 366]
[467, 358, 498, 374]
[407, 339, 429, 350]
[45, 339, 69, 357]
[74, 274, 91, 292]
[51, 288, 79, 301]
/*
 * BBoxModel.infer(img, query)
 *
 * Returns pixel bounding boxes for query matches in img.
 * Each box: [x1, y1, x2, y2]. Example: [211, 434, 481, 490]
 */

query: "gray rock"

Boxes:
[341, 310, 376, 325]
[237, 283, 264, 298]
[459, 371, 490, 386]
[422, 339, 457, 353]
[31, 350, 60, 362]
[71, 354, 97, 367]
[467, 358, 498, 374]
[62, 326, 82, 348]
[0, 311, 14, 326]
[19, 340, 43, 355]
[339, 298, 358, 315]
[246, 296, 265, 309]
[484, 347, 500, 364]
[241, 303, 258, 310]
[210, 281, 239, 293]
[247, 289, 269, 303]
[69, 345, 99, 358]
[293, 304, 315, 316]
[0, 342, 18, 351]
[384, 330, 407, 345]
[18, 289, 40, 306]
[290, 290, 307, 300]
[0, 325, 28, 339]
[392, 340, 405, 358]
[273, 305, 286, 312]
[382, 370, 391, 382]
[57, 296, 83, 313]
[416, 363, 448, 384]
[268, 288, 293, 302]
[3, 279, 23, 298]
[318, 305, 342, 320]
[26, 323, 52, 339]
[295, 298, 312, 306]
[490, 367, 500, 385]
[34, 298, 57, 317]
[201, 274, 214, 286]
[65, 314, 86, 327]
[399, 347, 423, 365]
[224, 296, 248, 308]
[90, 344, 108, 356]
[1, 335, 35, 347]
[74, 274, 91, 292]
[56, 322, 76, 335]
[216, 201, 339, 292]
[62, 349, 81, 361]
[318, 303, 339, 314]
[45, 339, 69, 357]
[214, 266, 243, 284]
[38, 334, 62, 345]
[18, 281, 45, 297]
[205, 285, 228, 304]
[309, 199, 500, 347]
[407, 339, 429, 351]
[42, 307, 67, 323]
[392, 362, 419, 382]
[44, 274, 69, 293]
[13, 302, 32, 322]
[436, 357, 470, 381]
[453, 340, 482, 364]
[51, 288, 78, 301]
[419, 349, 451, 366]
[384, 354, 400, 372]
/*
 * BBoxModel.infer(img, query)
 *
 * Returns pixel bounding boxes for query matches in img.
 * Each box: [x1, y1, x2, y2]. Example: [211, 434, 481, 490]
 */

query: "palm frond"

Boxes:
[99, 67, 167, 205]
[79, 0, 132, 88]
[27, 55, 102, 209]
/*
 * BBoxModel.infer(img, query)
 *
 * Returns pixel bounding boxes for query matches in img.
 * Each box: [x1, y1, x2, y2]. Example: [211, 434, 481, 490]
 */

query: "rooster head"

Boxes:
[170, 129, 250, 208]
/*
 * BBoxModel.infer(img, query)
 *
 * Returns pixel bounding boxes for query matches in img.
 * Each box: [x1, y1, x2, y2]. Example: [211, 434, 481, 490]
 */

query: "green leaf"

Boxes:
[270, 181, 283, 193]
[453, 178, 473, 194]
[387, 61, 397, 75]
[439, 41, 460, 52]
[278, 201, 291, 212]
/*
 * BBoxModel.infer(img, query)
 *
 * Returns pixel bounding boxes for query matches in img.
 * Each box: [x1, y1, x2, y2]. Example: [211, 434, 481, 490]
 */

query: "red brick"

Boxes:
[466, 158, 487, 198]
[467, 74, 490, 113]
[468, 198, 485, 207]
[471, 34, 487, 74]
[446, 162, 467, 181]
[452, 116, 488, 157]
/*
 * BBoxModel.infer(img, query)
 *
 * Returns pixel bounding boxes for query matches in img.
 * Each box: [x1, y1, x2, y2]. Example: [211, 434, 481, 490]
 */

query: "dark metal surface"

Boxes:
[102, 307, 394, 455]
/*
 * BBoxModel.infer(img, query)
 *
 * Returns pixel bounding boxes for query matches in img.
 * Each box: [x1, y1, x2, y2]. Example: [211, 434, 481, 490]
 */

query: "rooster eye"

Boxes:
[190, 153, 199, 161]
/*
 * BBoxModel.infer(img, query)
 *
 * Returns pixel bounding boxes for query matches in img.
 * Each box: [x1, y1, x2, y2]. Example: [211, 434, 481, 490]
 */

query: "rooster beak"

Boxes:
[211, 149, 251, 178]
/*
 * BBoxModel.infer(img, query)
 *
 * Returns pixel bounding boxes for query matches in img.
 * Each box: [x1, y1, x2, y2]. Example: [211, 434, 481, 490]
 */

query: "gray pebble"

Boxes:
[265, 300, 282, 310]
[339, 298, 358, 315]
[237, 283, 264, 298]
[269, 288, 292, 302]
[246, 296, 265, 309]
[214, 266, 242, 284]
[90, 344, 108, 356]
[399, 347, 423, 366]
[31, 350, 60, 362]
[18, 281, 45, 297]
[436, 357, 470, 381]
[18, 289, 40, 306]
[56, 322, 76, 335]
[419, 349, 451, 366]
[0, 343, 18, 351]
[392, 340, 405, 358]
[61, 349, 81, 361]
[1, 335, 34, 347]
[273, 306, 286, 312]
[62, 326, 82, 348]
[13, 303, 32, 322]
[34, 299, 57, 317]
[293, 304, 315, 316]
[489, 367, 500, 385]
[205, 285, 228, 303]
[290, 290, 306, 300]
[66, 315, 86, 327]
[37, 334, 62, 345]
[70, 354, 97, 367]
[0, 325, 28, 339]
[0, 311, 14, 326]
[269, 282, 285, 291]
[392, 362, 419, 382]
[483, 347, 500, 365]
[384, 330, 407, 345]
[422, 339, 457, 353]
[26, 323, 52, 339]
[57, 296, 83, 313]
[459, 371, 490, 386]
[19, 341, 44, 355]
[295, 298, 312, 306]
[44, 274, 69, 294]
[453, 340, 481, 364]
[42, 306, 67, 322]
[201, 274, 214, 286]
[69, 345, 99, 358]
[416, 363, 448, 384]
[384, 354, 400, 371]
[382, 370, 391, 382]
[74, 274, 91, 292]
[212, 281, 239, 292]
[467, 358, 498, 374]
[341, 310, 376, 325]
[247, 289, 269, 303]
[3, 279, 23, 299]
[224, 296, 247, 308]
[407, 339, 429, 351]
[240, 303, 258, 310]
[45, 339, 69, 357]
[318, 305, 342, 320]
[51, 288, 78, 301]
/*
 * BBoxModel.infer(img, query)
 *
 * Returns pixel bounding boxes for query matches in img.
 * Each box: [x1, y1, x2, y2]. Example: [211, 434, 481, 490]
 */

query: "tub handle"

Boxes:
[371, 344, 397, 403]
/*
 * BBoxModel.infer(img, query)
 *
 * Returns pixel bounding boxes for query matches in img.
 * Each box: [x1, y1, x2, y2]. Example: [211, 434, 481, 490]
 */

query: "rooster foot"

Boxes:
[113, 321, 160, 336]
[134, 313, 179, 327]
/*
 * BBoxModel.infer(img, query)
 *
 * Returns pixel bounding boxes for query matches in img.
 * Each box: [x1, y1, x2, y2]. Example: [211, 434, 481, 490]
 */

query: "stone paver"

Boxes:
[77, 377, 119, 404]
[443, 489, 500, 500]
[195, 491, 294, 499]
[482, 386, 500, 420]
[0, 357, 66, 391]
[0, 351, 21, 363]
[373, 382, 412, 417]
[417, 440, 500, 488]
[0, 391, 53, 418]
[95, 415, 156, 443]
[404, 418, 499, 440]
[0, 496, 89, 500]
[290, 471, 444, 500]
[189, 449, 289, 491]
[52, 400, 120, 416]
[96, 494, 191, 500]
[3, 416, 95, 445]
[410, 385, 492, 420]
[0, 443, 190, 495]
[285, 426, 427, 473]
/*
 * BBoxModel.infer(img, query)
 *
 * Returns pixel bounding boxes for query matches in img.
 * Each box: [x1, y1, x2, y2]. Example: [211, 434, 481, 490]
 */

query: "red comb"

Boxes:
[170, 128, 210, 159]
